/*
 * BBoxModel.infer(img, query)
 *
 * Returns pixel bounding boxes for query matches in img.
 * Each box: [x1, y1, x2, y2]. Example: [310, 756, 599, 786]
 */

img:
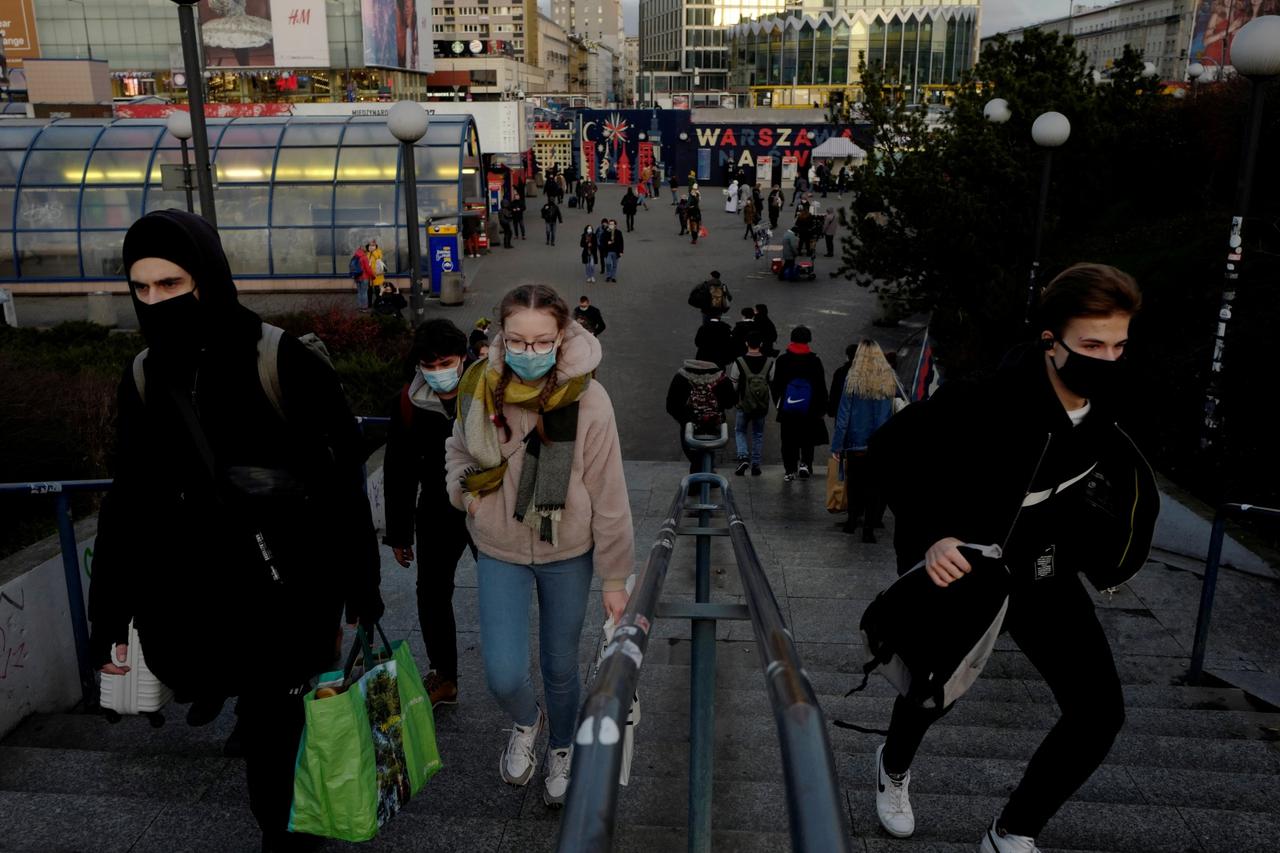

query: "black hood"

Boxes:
[122, 209, 261, 350]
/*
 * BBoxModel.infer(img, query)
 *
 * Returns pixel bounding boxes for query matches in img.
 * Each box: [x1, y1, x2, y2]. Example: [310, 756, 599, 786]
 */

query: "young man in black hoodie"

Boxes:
[770, 325, 829, 481]
[91, 210, 383, 852]
[384, 320, 475, 707]
[866, 263, 1155, 853]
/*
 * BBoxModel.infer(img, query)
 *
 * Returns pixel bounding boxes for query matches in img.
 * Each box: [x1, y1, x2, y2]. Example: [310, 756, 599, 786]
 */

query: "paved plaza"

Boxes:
[2, 187, 1279, 852]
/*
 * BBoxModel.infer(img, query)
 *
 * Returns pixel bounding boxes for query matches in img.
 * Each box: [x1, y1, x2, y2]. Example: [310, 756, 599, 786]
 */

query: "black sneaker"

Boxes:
[797, 464, 811, 480]
[734, 460, 750, 476]
[751, 465, 762, 476]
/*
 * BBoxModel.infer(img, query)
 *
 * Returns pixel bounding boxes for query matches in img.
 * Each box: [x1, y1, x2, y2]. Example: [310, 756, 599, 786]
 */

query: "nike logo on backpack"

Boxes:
[786, 397, 804, 405]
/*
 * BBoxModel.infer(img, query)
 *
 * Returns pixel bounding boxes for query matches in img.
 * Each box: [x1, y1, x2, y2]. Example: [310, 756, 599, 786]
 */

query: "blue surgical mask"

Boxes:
[422, 365, 461, 394]
[505, 347, 558, 382]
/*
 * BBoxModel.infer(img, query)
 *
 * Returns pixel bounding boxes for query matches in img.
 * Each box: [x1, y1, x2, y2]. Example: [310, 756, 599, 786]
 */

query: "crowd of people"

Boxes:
[96, 177, 1155, 853]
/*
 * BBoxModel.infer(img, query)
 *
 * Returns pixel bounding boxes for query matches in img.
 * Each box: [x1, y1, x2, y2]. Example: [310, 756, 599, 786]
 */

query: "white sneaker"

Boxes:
[979, 818, 1040, 853]
[543, 745, 573, 807]
[875, 744, 914, 838]
[500, 707, 544, 786]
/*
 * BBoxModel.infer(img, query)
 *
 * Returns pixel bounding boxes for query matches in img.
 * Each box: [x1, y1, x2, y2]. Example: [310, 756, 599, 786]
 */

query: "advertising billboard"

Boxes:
[198, 0, 331, 69]
[362, 0, 433, 72]
[0, 0, 40, 69]
[1189, 0, 1280, 67]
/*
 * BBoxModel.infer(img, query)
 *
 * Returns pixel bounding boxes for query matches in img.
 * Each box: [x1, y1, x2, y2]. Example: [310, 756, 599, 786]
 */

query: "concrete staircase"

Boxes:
[2, 461, 1279, 852]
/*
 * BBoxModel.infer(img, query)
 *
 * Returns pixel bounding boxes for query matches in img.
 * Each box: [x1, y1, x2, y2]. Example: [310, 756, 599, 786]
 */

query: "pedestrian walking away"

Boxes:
[511, 192, 527, 240]
[688, 271, 732, 324]
[621, 188, 640, 232]
[771, 325, 829, 480]
[730, 306, 756, 358]
[823, 207, 838, 257]
[831, 339, 900, 541]
[444, 284, 634, 808]
[499, 202, 514, 249]
[580, 225, 598, 282]
[541, 198, 563, 246]
[573, 295, 607, 336]
[687, 198, 704, 244]
[92, 210, 384, 852]
[385, 320, 477, 708]
[728, 333, 774, 476]
[669, 172, 679, 205]
[694, 316, 736, 368]
[864, 263, 1157, 853]
[753, 303, 779, 355]
[666, 357, 738, 473]
[349, 243, 373, 310]
[742, 199, 758, 239]
[601, 219, 624, 281]
[462, 215, 482, 258]
[676, 196, 689, 235]
[768, 188, 783, 230]
[583, 180, 598, 214]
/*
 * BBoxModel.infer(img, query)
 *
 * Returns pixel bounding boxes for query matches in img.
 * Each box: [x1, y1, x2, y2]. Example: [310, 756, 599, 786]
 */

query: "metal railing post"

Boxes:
[689, 439, 717, 853]
[54, 491, 95, 707]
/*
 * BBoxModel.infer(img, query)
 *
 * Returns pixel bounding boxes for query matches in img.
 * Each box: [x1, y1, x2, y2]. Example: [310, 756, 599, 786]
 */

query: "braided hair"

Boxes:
[491, 284, 571, 443]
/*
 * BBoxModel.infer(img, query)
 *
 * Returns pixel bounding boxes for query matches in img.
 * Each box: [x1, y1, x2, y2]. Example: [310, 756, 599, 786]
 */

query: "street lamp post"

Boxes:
[1027, 111, 1071, 323]
[1187, 61, 1204, 97]
[388, 100, 430, 324]
[166, 111, 195, 213]
[1201, 15, 1280, 457]
[169, 0, 217, 227]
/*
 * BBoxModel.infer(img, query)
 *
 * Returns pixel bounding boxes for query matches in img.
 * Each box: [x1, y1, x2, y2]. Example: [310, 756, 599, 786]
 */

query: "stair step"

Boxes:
[0, 745, 230, 803]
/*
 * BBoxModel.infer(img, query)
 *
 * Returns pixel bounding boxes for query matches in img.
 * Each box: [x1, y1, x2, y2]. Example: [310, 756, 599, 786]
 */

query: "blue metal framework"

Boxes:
[0, 114, 482, 282]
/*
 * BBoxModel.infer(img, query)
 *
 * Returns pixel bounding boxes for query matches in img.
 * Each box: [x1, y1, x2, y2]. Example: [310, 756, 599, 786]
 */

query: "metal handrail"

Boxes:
[0, 479, 114, 707]
[724, 485, 850, 853]
[558, 429, 849, 853]
[1189, 502, 1280, 683]
[556, 479, 685, 851]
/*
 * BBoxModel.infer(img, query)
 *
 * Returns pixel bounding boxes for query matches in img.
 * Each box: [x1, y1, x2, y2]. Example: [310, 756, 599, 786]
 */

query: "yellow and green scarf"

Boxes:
[456, 360, 591, 543]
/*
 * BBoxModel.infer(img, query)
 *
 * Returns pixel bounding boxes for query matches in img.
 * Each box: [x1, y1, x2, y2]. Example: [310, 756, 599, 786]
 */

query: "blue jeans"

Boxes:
[584, 260, 595, 280]
[734, 410, 765, 465]
[605, 252, 619, 279]
[476, 551, 594, 749]
[546, 222, 557, 244]
[355, 278, 368, 309]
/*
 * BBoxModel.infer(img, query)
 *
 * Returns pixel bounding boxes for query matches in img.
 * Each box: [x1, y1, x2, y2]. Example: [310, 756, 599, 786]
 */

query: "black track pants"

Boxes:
[881, 571, 1124, 838]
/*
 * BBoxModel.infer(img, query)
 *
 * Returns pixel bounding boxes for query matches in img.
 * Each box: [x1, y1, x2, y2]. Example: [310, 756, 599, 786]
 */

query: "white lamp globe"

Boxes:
[387, 100, 430, 143]
[1187, 62, 1205, 80]
[1031, 111, 1071, 148]
[1230, 15, 1280, 77]
[1142, 61, 1159, 78]
[166, 110, 193, 141]
[983, 97, 1012, 124]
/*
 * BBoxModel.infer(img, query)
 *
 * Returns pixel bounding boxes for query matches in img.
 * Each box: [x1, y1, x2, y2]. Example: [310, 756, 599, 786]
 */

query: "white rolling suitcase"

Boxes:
[99, 621, 173, 724]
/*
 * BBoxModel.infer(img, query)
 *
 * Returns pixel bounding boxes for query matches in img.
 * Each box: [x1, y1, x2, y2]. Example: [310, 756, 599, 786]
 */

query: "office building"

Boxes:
[728, 1, 981, 107]
[981, 0, 1196, 81]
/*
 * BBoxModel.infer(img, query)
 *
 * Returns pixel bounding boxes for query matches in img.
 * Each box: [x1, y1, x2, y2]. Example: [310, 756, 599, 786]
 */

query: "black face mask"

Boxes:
[135, 291, 205, 355]
[1051, 339, 1125, 401]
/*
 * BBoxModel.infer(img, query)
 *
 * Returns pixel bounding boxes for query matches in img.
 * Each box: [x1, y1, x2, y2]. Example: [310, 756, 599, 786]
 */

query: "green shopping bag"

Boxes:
[289, 626, 443, 841]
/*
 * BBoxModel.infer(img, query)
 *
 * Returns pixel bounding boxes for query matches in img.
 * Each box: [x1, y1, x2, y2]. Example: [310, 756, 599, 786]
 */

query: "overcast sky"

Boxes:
[612, 0, 1072, 41]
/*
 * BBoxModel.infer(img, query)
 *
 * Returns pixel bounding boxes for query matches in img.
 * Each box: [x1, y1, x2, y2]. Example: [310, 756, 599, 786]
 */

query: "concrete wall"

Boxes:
[0, 532, 93, 740]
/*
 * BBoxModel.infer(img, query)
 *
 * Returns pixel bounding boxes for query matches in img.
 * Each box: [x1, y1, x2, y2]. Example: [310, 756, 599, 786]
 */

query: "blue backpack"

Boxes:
[348, 254, 363, 279]
[780, 378, 812, 414]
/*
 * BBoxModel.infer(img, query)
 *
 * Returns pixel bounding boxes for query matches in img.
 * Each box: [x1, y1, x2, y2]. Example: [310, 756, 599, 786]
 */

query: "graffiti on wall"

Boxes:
[0, 586, 28, 680]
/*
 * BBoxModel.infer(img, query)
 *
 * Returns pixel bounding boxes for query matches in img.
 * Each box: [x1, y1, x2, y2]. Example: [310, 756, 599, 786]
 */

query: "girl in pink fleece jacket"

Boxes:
[444, 284, 634, 807]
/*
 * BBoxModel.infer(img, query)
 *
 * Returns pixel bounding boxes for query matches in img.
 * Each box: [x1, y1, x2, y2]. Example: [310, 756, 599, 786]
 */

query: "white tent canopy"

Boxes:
[811, 136, 867, 160]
